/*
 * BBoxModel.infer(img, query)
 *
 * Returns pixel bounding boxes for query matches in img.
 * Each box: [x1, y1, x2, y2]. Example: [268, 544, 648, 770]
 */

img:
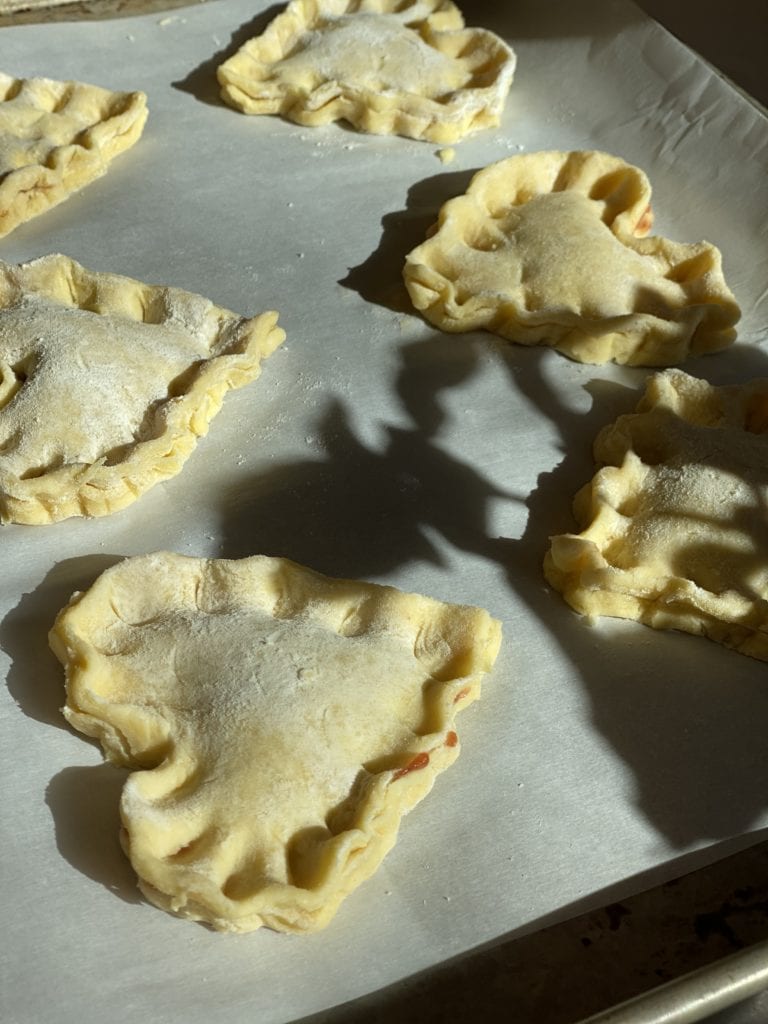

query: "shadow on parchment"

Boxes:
[172, 4, 284, 106]
[1, 554, 139, 904]
[219, 322, 768, 851]
[341, 151, 768, 848]
[219, 332, 516, 580]
[493, 339, 768, 849]
[2, 554, 122, 732]
[339, 168, 478, 314]
[254, 331, 768, 1024]
[6, 344, 767, 918]
[45, 763, 141, 907]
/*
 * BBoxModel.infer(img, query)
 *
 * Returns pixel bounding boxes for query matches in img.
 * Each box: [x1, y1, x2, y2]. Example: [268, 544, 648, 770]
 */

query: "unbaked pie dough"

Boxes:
[0, 73, 147, 238]
[216, 0, 516, 143]
[50, 551, 503, 933]
[545, 369, 768, 660]
[403, 150, 741, 365]
[0, 254, 284, 524]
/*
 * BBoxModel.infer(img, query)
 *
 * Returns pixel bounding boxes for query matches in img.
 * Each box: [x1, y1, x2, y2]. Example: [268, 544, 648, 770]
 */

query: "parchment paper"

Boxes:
[1, 2, 767, 1022]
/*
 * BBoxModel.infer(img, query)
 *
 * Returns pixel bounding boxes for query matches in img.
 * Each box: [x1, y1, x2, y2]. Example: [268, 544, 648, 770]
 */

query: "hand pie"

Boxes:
[0, 73, 147, 238]
[216, 0, 516, 143]
[403, 151, 740, 365]
[545, 369, 768, 660]
[50, 552, 503, 933]
[0, 254, 284, 524]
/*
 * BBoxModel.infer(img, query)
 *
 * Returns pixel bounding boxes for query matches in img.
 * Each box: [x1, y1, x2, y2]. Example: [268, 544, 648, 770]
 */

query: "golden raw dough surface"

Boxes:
[0, 254, 284, 524]
[216, 0, 516, 143]
[403, 150, 740, 365]
[50, 552, 503, 934]
[545, 369, 768, 660]
[0, 73, 147, 238]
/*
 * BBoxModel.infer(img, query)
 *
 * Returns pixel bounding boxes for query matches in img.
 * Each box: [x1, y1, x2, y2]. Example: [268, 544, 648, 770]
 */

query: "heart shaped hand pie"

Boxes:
[404, 150, 740, 365]
[50, 552, 502, 933]
[217, 0, 516, 143]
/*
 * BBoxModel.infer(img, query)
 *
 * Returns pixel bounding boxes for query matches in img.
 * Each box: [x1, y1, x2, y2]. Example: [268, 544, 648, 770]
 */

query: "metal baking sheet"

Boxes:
[1, 2, 767, 1022]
